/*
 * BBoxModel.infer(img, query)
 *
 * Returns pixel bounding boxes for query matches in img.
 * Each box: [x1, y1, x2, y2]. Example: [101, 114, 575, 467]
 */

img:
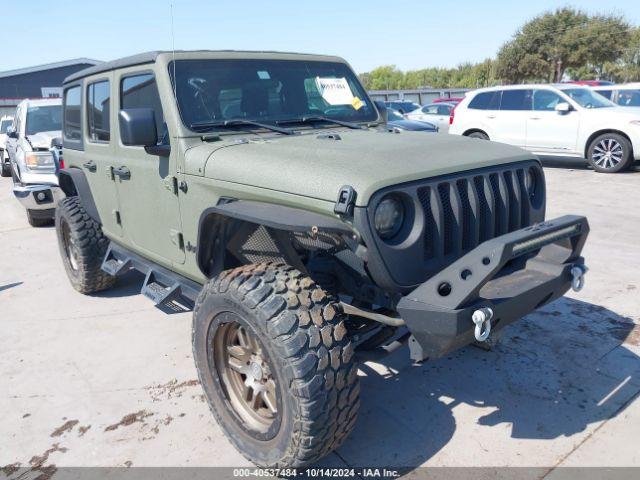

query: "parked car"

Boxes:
[386, 108, 438, 132]
[592, 83, 640, 107]
[383, 100, 420, 114]
[56, 50, 588, 468]
[0, 115, 14, 177]
[449, 84, 640, 173]
[433, 97, 464, 104]
[565, 80, 615, 87]
[406, 102, 456, 133]
[7, 98, 65, 226]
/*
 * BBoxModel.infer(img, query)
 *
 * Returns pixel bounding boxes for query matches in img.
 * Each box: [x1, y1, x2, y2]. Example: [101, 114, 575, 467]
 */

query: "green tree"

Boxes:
[496, 7, 632, 83]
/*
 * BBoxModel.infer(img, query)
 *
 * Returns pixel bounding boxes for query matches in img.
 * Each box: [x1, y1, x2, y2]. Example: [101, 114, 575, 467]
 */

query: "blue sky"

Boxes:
[4, 0, 639, 73]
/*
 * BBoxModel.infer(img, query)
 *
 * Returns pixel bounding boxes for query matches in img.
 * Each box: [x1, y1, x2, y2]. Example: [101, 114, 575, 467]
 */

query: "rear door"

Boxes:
[64, 78, 123, 238]
[112, 70, 185, 265]
[526, 89, 579, 154]
[490, 89, 531, 147]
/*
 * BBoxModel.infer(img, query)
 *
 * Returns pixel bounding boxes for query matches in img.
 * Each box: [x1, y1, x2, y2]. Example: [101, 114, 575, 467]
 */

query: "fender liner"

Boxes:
[196, 200, 356, 277]
[58, 168, 101, 223]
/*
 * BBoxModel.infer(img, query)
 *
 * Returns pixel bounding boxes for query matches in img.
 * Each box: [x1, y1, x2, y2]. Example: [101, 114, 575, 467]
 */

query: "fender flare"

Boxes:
[196, 200, 356, 276]
[58, 168, 101, 223]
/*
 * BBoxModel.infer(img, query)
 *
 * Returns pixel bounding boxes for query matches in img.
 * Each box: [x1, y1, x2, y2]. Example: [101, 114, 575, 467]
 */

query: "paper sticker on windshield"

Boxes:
[257, 70, 271, 80]
[351, 97, 364, 110]
[315, 77, 354, 105]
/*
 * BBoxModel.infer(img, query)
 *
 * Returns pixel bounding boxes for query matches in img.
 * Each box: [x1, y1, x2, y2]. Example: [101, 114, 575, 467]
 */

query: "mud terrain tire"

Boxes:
[55, 196, 115, 293]
[193, 262, 360, 467]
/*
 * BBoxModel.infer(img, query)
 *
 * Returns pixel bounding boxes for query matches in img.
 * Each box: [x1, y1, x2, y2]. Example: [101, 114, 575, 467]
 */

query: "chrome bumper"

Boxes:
[13, 183, 65, 211]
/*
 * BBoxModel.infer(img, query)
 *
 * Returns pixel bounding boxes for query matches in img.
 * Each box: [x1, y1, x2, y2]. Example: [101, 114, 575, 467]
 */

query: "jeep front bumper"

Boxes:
[396, 215, 589, 361]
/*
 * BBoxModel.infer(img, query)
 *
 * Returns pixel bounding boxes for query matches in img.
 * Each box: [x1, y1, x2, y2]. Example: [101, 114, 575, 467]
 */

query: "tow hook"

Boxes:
[472, 307, 493, 342]
[571, 264, 588, 292]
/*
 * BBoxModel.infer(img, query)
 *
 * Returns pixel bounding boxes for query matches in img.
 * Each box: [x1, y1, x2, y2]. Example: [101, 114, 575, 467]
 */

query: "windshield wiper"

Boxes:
[276, 116, 365, 130]
[190, 119, 294, 135]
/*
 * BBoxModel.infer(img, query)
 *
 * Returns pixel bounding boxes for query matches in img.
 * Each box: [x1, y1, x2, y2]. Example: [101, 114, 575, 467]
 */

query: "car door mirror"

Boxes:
[119, 108, 158, 147]
[374, 101, 388, 123]
[7, 127, 18, 139]
[555, 102, 571, 114]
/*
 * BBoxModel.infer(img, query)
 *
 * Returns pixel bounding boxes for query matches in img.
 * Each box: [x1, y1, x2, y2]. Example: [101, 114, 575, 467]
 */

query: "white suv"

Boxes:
[0, 115, 14, 176]
[449, 84, 640, 173]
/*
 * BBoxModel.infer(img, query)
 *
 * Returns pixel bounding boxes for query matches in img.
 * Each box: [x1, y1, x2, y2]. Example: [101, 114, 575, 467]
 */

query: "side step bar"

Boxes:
[101, 243, 202, 308]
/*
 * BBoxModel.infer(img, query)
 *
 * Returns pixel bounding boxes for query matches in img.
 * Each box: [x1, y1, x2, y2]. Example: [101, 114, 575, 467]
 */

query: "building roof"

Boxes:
[63, 50, 345, 83]
[0, 58, 103, 80]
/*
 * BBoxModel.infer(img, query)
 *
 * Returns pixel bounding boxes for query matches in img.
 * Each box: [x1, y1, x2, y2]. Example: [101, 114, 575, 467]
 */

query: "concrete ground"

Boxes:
[1, 161, 639, 476]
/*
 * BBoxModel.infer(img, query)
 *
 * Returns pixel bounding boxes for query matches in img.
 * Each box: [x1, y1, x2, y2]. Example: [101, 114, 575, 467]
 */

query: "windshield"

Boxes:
[169, 59, 377, 132]
[0, 119, 11, 134]
[26, 105, 62, 135]
[617, 89, 640, 107]
[386, 109, 404, 121]
[559, 88, 615, 109]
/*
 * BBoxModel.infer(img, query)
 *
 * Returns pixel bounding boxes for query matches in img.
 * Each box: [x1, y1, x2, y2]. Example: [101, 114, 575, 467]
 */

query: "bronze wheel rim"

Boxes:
[212, 316, 278, 433]
[61, 219, 79, 271]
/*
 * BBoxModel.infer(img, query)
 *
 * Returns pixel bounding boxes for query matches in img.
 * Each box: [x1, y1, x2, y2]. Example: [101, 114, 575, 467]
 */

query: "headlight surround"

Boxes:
[24, 152, 55, 170]
[374, 195, 405, 240]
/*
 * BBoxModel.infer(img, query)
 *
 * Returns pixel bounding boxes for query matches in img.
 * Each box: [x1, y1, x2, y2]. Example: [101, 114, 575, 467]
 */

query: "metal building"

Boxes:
[0, 58, 102, 118]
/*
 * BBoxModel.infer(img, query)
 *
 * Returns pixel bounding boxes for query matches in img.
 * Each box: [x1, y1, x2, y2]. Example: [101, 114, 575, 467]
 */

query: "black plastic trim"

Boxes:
[196, 200, 356, 276]
[58, 167, 101, 222]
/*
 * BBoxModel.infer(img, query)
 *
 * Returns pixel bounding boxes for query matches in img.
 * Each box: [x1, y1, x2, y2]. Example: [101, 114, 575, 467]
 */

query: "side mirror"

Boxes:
[555, 102, 571, 114]
[119, 108, 158, 146]
[7, 128, 18, 139]
[374, 101, 388, 123]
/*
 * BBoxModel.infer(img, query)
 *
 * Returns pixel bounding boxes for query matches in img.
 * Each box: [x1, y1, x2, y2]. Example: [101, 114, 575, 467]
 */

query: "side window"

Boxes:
[63, 86, 82, 144]
[422, 105, 438, 114]
[121, 73, 166, 144]
[532, 90, 564, 111]
[437, 105, 451, 115]
[596, 89, 613, 100]
[500, 89, 533, 110]
[87, 80, 111, 142]
[468, 91, 501, 110]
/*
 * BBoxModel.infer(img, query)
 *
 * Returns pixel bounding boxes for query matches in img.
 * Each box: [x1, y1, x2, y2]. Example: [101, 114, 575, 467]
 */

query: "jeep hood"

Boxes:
[26, 130, 61, 150]
[201, 130, 534, 207]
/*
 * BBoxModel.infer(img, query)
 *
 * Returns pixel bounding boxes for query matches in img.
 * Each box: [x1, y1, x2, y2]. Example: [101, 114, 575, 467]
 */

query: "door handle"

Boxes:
[112, 166, 131, 180]
[529, 116, 541, 120]
[83, 160, 97, 172]
[486, 115, 496, 119]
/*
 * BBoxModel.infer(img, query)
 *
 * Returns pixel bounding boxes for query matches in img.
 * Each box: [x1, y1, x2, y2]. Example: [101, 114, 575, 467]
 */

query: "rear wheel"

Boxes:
[193, 263, 360, 467]
[587, 133, 633, 173]
[0, 160, 9, 177]
[467, 131, 489, 140]
[55, 196, 115, 293]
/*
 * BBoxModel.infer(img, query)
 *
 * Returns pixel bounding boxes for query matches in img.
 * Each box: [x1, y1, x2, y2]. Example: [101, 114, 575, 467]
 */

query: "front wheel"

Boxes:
[587, 133, 633, 173]
[193, 263, 360, 467]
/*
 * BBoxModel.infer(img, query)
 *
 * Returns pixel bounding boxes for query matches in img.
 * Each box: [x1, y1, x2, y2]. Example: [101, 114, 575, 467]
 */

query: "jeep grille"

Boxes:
[361, 161, 545, 289]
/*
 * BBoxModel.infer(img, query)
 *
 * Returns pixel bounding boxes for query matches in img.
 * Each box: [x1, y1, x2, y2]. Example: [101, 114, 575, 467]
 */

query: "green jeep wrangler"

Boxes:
[56, 51, 589, 467]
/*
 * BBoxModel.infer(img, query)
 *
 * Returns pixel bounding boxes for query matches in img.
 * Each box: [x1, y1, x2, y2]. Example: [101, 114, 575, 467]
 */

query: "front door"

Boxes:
[112, 71, 184, 265]
[526, 89, 580, 154]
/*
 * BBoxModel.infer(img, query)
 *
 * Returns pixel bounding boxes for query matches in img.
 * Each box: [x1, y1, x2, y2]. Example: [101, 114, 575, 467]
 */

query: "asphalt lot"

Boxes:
[1, 161, 640, 475]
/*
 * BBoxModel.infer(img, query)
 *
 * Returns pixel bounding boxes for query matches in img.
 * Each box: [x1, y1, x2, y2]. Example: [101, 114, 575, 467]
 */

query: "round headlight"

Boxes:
[374, 195, 404, 240]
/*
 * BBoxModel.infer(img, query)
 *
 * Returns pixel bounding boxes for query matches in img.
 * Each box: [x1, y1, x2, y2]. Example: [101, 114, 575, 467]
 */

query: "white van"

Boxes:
[449, 84, 640, 173]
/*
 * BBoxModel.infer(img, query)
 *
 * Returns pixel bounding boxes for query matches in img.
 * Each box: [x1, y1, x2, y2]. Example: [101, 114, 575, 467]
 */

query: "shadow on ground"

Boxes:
[336, 297, 640, 468]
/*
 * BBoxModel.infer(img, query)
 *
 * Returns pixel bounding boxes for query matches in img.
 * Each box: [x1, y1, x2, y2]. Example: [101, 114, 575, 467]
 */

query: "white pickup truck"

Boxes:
[6, 98, 65, 226]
